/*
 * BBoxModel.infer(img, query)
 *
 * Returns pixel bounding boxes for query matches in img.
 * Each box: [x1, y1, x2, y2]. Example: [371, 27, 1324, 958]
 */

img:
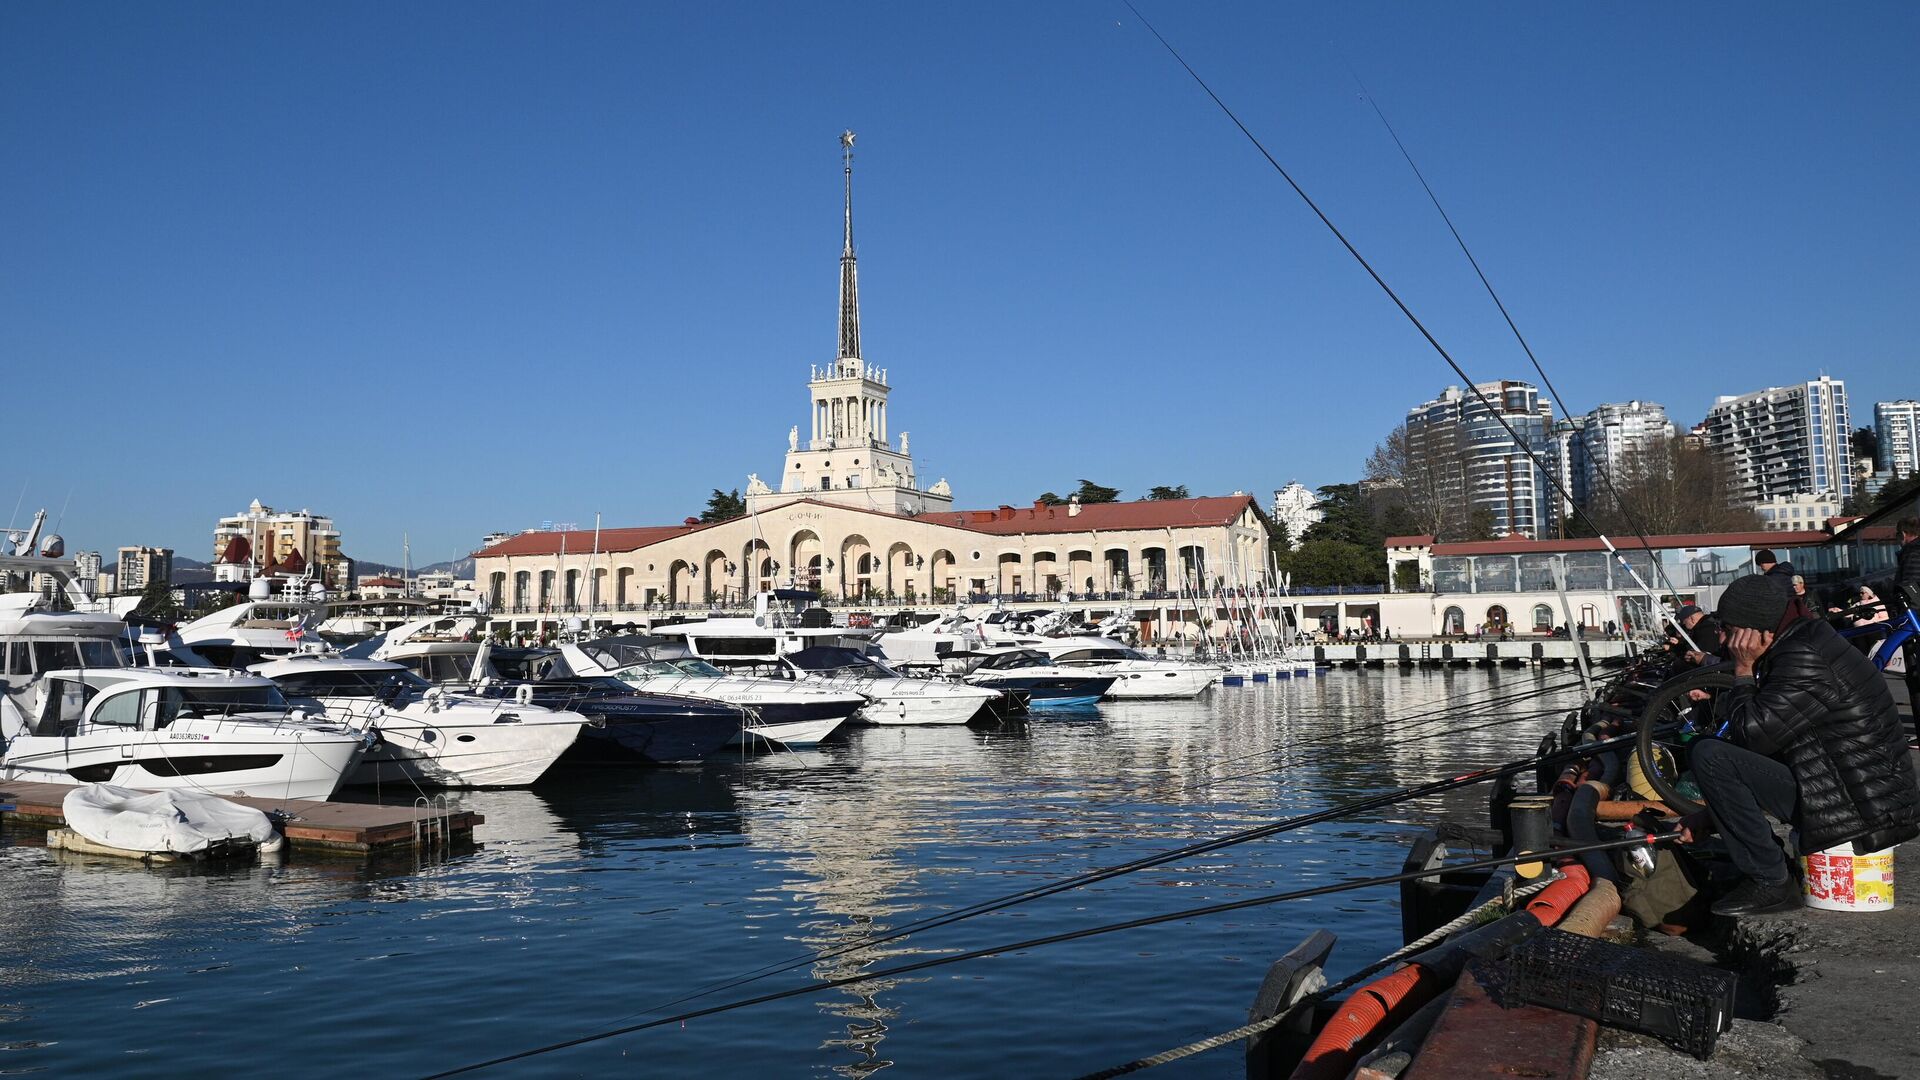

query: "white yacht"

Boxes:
[778, 646, 1007, 726]
[959, 647, 1117, 708]
[251, 654, 587, 789]
[170, 598, 324, 668]
[559, 637, 860, 748]
[1026, 637, 1222, 699]
[0, 602, 367, 801]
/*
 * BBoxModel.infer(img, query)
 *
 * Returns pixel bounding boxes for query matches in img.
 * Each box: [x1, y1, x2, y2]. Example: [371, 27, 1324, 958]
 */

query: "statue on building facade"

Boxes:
[899, 431, 909, 454]
[746, 473, 771, 496]
[789, 425, 799, 451]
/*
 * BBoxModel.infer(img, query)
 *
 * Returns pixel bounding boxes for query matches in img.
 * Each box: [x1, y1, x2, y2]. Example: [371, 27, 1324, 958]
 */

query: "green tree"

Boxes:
[1285, 539, 1386, 588]
[1074, 480, 1121, 504]
[1145, 485, 1190, 501]
[1036, 491, 1067, 506]
[1464, 506, 1499, 541]
[1393, 559, 1423, 592]
[700, 489, 746, 523]
[1851, 426, 1879, 466]
[134, 580, 182, 621]
[1300, 484, 1384, 549]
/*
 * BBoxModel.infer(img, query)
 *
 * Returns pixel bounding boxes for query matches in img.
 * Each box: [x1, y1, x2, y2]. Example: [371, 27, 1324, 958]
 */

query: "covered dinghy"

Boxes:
[61, 783, 283, 858]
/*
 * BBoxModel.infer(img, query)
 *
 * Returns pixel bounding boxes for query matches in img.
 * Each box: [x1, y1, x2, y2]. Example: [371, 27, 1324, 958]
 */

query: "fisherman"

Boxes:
[1683, 574, 1920, 915]
[1670, 603, 1725, 667]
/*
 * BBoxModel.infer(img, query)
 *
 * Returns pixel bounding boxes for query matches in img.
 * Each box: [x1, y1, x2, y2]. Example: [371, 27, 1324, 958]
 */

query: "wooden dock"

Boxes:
[0, 781, 482, 855]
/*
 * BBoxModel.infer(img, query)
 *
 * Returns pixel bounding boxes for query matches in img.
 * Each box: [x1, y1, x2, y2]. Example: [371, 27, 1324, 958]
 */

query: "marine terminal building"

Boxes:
[472, 133, 1274, 638]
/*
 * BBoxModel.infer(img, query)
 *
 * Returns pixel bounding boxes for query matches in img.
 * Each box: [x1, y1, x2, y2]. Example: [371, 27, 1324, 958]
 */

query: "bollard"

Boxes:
[1508, 795, 1555, 880]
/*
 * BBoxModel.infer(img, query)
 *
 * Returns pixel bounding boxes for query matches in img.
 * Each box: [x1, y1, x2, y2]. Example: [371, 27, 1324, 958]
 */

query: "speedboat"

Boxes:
[170, 599, 324, 668]
[960, 648, 1115, 708]
[1025, 638, 1221, 699]
[252, 654, 586, 788]
[560, 636, 861, 748]
[778, 645, 1010, 725]
[366, 631, 747, 765]
[0, 602, 367, 800]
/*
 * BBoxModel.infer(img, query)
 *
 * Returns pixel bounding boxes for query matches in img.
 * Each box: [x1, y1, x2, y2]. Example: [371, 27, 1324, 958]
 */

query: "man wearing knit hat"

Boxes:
[1684, 574, 1920, 915]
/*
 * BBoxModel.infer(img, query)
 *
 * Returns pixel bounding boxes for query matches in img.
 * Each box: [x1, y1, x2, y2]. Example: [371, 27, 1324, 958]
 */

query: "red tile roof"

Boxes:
[1385, 534, 1436, 547]
[1429, 530, 1830, 557]
[359, 576, 406, 587]
[476, 525, 703, 558]
[923, 494, 1257, 535]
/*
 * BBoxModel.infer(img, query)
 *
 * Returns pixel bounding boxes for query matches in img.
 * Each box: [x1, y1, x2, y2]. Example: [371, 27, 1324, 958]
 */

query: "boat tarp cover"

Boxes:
[62, 783, 279, 855]
[785, 646, 877, 672]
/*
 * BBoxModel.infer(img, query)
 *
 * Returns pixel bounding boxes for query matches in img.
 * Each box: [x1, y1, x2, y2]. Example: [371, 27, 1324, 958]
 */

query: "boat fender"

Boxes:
[515, 683, 535, 707]
[1287, 963, 1448, 1080]
[1523, 862, 1593, 928]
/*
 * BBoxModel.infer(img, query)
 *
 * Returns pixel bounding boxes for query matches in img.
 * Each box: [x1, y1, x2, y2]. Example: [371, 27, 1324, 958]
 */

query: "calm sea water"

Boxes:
[0, 669, 1590, 1078]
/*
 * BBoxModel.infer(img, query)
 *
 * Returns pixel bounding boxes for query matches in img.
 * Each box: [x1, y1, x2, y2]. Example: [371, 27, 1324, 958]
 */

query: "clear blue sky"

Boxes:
[5, 4, 1914, 566]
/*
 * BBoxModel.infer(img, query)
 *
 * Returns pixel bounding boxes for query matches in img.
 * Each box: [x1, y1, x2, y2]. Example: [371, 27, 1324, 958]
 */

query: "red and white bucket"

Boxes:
[1802, 845, 1896, 911]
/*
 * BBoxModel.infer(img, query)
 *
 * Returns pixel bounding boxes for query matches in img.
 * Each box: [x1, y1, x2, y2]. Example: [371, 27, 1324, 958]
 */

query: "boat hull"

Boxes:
[2, 728, 364, 802]
[347, 714, 583, 788]
[966, 675, 1115, 708]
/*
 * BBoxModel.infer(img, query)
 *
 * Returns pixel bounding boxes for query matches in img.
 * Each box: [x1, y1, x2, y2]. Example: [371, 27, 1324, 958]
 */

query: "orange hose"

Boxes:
[1523, 862, 1592, 928]
[1596, 799, 1670, 819]
[1288, 963, 1446, 1080]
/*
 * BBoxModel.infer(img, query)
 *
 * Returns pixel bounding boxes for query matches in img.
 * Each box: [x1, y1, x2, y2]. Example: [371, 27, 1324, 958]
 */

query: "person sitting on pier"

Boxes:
[1672, 604, 1726, 667]
[1683, 574, 1920, 915]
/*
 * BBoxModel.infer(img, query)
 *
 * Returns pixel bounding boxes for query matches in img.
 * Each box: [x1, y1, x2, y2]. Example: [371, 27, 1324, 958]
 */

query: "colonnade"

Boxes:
[812, 395, 887, 444]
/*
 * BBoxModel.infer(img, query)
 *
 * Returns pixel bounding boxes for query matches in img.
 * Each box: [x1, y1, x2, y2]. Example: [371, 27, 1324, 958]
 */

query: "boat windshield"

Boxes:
[6, 638, 125, 675]
[976, 649, 1050, 671]
[1054, 647, 1140, 663]
[273, 668, 431, 699]
[786, 646, 894, 677]
[155, 684, 290, 723]
[669, 659, 729, 678]
[577, 640, 662, 670]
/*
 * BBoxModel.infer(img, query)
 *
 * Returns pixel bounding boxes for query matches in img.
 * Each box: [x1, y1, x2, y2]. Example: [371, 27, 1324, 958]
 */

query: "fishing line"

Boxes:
[422, 833, 1668, 1078]
[1342, 65, 1699, 625]
[1121, 1, 1698, 651]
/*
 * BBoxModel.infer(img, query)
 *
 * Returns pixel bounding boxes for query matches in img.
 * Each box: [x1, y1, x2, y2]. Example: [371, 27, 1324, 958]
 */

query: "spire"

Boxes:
[837, 129, 861, 361]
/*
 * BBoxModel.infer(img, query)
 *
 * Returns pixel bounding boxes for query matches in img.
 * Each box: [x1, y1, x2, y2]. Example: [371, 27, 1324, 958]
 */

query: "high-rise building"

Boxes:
[1270, 481, 1324, 544]
[1576, 401, 1675, 504]
[1875, 400, 1920, 479]
[1700, 376, 1852, 507]
[212, 499, 347, 591]
[1405, 381, 1557, 538]
[117, 546, 173, 593]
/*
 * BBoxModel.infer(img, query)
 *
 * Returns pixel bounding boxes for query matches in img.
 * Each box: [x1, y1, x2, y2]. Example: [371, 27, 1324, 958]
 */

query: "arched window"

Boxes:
[1442, 606, 1465, 636]
[1532, 604, 1554, 631]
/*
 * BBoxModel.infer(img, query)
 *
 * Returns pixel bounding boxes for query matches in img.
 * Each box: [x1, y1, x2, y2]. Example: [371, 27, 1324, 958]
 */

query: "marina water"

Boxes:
[2, 670, 1589, 1077]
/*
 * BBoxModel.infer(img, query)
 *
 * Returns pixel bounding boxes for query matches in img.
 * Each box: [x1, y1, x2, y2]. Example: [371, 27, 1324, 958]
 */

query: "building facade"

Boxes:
[116, 546, 173, 593]
[1701, 375, 1853, 507]
[1406, 381, 1558, 538]
[212, 499, 349, 591]
[1752, 491, 1842, 532]
[1875, 400, 1920, 480]
[1270, 482, 1323, 545]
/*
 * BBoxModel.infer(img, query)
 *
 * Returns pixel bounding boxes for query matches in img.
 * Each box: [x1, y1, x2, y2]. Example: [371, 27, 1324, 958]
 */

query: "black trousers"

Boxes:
[1691, 738, 1797, 885]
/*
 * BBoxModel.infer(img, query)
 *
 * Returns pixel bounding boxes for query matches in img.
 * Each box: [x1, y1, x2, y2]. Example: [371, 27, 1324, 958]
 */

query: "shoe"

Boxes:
[1711, 876, 1801, 917]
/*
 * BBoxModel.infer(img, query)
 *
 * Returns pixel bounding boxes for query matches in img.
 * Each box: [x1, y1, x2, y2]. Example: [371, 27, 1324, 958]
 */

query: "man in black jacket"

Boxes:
[1686, 574, 1920, 915]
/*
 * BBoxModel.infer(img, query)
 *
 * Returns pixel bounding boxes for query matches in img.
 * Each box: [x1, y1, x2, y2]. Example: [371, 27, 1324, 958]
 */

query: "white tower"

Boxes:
[750, 132, 952, 515]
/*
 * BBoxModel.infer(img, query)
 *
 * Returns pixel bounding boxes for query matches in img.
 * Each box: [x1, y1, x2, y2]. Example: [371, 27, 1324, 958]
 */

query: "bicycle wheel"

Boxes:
[1633, 667, 1735, 818]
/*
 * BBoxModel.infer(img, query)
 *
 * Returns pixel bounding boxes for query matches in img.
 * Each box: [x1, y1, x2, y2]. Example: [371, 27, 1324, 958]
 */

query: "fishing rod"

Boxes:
[1344, 69, 1700, 652]
[1120, 2, 1700, 654]
[578, 716, 1634, 1046]
[423, 831, 1671, 1078]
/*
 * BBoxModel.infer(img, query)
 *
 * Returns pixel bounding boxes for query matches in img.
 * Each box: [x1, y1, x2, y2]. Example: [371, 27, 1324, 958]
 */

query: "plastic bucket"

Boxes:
[1801, 845, 1895, 911]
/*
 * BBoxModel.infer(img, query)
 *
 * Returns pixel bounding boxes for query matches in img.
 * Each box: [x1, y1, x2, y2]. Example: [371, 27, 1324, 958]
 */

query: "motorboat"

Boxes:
[1026, 638, 1221, 699]
[559, 636, 861, 749]
[0, 601, 367, 800]
[778, 646, 1011, 725]
[869, 609, 986, 672]
[366, 623, 749, 765]
[252, 654, 587, 788]
[959, 648, 1115, 708]
[648, 589, 877, 669]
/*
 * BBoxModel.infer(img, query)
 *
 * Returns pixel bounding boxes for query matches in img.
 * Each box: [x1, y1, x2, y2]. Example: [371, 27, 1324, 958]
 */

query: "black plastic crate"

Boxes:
[1498, 928, 1736, 1059]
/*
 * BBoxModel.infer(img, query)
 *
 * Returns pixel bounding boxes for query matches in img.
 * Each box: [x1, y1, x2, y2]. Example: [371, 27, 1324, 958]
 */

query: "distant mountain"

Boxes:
[345, 555, 475, 579]
[171, 557, 215, 585]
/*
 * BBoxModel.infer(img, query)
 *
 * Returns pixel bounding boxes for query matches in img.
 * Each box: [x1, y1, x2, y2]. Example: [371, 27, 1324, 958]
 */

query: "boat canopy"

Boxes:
[973, 649, 1053, 671]
[784, 646, 895, 676]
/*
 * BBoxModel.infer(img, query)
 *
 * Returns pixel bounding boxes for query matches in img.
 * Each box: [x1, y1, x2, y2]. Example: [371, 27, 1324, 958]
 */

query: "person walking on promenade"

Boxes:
[1684, 574, 1920, 915]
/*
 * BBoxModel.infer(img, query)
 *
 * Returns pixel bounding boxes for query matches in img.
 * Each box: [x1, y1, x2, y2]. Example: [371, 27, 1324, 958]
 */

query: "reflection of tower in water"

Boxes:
[733, 749, 986, 1078]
